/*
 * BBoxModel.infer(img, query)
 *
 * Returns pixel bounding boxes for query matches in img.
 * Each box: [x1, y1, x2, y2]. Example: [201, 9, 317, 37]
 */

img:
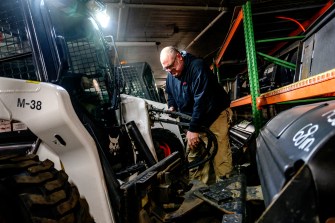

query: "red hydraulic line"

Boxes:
[276, 16, 306, 32]
[268, 0, 334, 55]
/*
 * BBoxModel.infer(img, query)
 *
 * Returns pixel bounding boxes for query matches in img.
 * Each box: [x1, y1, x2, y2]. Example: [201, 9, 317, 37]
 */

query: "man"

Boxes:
[160, 46, 233, 184]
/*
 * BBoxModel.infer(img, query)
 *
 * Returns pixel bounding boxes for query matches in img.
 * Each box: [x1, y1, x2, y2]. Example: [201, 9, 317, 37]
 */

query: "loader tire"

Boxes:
[151, 128, 185, 160]
[0, 152, 94, 223]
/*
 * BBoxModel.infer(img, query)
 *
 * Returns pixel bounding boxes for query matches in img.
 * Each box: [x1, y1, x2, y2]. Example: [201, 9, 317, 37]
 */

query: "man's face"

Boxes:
[161, 53, 183, 77]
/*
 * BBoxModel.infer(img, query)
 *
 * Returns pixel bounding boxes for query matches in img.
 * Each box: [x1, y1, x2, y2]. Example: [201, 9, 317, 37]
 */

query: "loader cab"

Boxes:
[0, 1, 187, 222]
[41, 0, 118, 126]
[0, 0, 118, 127]
[115, 61, 166, 103]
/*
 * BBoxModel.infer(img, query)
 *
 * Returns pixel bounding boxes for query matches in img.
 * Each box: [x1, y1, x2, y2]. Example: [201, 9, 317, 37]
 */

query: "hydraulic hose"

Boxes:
[149, 107, 218, 169]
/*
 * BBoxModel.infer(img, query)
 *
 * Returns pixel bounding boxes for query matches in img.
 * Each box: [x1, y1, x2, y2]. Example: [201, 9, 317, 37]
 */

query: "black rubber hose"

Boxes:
[151, 114, 218, 170]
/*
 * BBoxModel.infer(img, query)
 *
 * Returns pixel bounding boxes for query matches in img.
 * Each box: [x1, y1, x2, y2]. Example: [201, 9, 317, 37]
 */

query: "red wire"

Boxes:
[276, 16, 306, 32]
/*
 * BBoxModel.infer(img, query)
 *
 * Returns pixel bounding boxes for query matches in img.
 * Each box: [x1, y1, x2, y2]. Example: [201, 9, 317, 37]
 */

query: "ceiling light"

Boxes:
[114, 41, 160, 47]
[96, 10, 110, 28]
[86, 0, 110, 28]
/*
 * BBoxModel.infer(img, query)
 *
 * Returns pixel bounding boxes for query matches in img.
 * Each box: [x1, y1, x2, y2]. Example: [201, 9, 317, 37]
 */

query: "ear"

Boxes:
[176, 53, 182, 60]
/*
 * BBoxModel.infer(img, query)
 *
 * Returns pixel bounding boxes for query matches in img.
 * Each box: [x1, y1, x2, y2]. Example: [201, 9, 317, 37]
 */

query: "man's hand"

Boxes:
[168, 106, 175, 111]
[187, 131, 200, 150]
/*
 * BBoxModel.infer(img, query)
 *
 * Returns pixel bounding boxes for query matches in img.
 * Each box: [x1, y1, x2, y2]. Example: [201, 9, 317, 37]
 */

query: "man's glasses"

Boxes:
[163, 56, 177, 71]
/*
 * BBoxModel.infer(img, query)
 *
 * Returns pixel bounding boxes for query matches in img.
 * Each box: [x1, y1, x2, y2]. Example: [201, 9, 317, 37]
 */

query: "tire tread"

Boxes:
[0, 153, 95, 222]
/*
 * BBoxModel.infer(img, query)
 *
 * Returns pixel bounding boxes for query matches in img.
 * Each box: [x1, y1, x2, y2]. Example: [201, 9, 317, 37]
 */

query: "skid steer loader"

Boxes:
[0, 0, 222, 222]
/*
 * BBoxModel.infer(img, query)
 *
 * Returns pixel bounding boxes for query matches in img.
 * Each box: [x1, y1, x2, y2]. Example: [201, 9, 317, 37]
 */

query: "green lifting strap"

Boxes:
[212, 60, 221, 84]
[256, 35, 305, 43]
[242, 1, 262, 134]
[277, 97, 335, 105]
[257, 52, 296, 70]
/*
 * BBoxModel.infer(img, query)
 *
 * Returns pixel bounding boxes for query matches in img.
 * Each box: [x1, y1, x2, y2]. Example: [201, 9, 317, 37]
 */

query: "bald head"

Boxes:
[160, 46, 179, 62]
[160, 46, 184, 77]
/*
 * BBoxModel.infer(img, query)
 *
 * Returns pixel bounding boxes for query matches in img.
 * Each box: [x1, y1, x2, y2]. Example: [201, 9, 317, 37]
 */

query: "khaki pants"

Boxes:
[188, 108, 233, 184]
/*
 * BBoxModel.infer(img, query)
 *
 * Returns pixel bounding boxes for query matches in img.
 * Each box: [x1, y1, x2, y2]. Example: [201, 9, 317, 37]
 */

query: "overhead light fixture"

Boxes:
[96, 10, 110, 28]
[114, 41, 160, 47]
[104, 36, 160, 47]
[86, 0, 110, 28]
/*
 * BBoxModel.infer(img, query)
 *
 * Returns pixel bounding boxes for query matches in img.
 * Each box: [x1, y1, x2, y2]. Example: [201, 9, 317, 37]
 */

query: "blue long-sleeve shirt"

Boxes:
[165, 52, 230, 132]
